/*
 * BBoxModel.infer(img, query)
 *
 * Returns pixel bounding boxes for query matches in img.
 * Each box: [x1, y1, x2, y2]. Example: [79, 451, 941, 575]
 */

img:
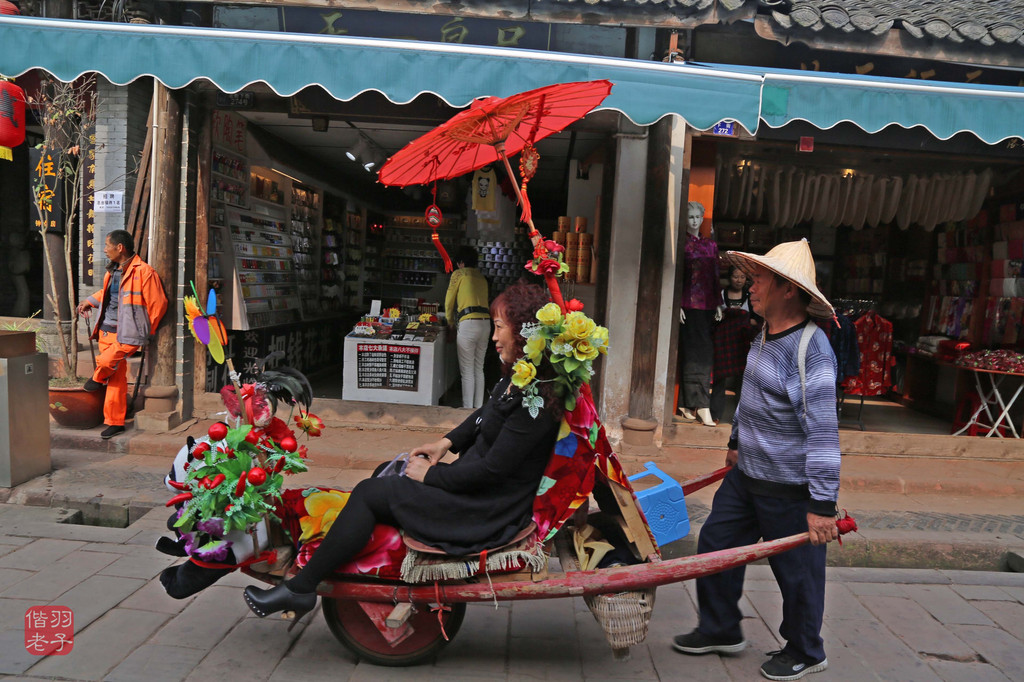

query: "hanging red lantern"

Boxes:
[0, 1, 21, 16]
[0, 79, 26, 162]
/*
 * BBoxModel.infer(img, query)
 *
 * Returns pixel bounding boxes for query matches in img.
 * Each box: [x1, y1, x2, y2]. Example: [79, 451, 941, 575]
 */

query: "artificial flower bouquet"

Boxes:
[169, 417, 315, 562]
[511, 301, 609, 417]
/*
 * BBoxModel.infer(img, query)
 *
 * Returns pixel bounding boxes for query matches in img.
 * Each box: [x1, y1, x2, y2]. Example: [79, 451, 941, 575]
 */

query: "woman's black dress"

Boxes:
[379, 376, 559, 554]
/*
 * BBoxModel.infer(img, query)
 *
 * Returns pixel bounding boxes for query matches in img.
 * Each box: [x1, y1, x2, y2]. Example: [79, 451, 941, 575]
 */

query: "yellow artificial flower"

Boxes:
[565, 311, 597, 340]
[299, 490, 351, 542]
[525, 335, 546, 363]
[511, 358, 538, 388]
[536, 302, 563, 326]
[592, 326, 609, 354]
[572, 339, 600, 362]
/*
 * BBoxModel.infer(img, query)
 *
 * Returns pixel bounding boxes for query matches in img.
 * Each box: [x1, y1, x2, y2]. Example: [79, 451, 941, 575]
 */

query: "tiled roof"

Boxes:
[767, 0, 1024, 47]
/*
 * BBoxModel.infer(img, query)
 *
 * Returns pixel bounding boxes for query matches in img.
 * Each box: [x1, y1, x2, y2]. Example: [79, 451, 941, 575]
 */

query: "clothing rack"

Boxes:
[832, 300, 871, 430]
[832, 298, 877, 319]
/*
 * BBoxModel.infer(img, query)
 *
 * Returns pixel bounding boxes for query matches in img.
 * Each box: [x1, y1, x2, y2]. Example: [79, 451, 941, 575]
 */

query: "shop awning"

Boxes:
[0, 16, 763, 133]
[720, 63, 1024, 145]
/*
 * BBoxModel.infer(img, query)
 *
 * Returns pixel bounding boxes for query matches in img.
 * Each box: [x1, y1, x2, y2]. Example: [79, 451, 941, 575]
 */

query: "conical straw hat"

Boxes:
[722, 238, 834, 319]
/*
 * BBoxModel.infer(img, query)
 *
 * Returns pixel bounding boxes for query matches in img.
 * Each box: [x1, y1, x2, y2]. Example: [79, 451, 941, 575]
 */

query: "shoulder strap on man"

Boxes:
[798, 320, 818, 418]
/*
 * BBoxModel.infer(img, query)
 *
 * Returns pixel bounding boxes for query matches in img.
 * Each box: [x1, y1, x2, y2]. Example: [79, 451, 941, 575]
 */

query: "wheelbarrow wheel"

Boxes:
[322, 597, 466, 667]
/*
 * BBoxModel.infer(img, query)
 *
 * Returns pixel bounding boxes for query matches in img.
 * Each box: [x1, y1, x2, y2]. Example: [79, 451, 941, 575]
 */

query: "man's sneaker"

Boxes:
[101, 425, 125, 440]
[760, 651, 828, 680]
[672, 629, 747, 655]
[83, 378, 105, 392]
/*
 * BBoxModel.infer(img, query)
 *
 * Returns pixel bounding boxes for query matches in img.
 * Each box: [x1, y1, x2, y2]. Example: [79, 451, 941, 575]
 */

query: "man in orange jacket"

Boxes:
[76, 230, 168, 439]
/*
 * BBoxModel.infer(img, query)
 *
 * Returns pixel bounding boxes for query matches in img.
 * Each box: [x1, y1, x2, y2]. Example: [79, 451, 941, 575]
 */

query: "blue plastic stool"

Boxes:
[627, 462, 690, 547]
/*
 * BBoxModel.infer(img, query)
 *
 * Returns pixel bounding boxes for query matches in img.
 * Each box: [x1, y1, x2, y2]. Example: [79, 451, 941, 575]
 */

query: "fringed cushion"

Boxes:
[399, 530, 546, 584]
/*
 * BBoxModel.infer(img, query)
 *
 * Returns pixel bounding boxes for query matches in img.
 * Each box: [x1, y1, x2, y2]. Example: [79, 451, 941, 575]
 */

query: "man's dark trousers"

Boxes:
[695, 467, 827, 664]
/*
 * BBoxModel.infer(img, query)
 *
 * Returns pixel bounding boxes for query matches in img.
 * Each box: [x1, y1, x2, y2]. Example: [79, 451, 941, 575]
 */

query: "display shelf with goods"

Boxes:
[207, 147, 251, 316]
[362, 215, 462, 309]
[290, 182, 322, 318]
[321, 194, 347, 313]
[343, 209, 366, 308]
[469, 228, 532, 296]
[223, 201, 302, 330]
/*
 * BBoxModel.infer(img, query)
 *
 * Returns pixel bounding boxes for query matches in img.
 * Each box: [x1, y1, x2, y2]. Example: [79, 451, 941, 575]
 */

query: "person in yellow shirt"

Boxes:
[445, 246, 491, 408]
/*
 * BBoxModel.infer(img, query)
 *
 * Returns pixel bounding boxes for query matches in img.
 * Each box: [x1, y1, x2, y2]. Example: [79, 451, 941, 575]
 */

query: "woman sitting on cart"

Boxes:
[244, 280, 562, 620]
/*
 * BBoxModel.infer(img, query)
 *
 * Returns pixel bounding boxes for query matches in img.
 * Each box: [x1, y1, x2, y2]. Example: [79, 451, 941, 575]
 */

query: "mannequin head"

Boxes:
[686, 202, 706, 237]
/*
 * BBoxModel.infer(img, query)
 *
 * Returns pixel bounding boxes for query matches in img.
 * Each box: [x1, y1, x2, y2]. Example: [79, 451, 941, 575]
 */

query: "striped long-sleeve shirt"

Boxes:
[729, 320, 841, 516]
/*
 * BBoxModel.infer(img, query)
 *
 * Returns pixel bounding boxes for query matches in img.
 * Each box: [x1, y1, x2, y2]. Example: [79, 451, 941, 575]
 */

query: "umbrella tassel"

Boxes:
[519, 189, 533, 226]
[432, 232, 453, 274]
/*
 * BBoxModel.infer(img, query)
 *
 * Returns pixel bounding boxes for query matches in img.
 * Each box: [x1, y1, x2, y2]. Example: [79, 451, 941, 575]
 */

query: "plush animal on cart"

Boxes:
[157, 354, 320, 598]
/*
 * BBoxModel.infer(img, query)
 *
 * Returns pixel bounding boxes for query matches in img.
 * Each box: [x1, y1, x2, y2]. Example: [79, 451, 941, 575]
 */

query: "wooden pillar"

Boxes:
[624, 117, 673, 435]
[137, 82, 182, 427]
[192, 102, 212, 408]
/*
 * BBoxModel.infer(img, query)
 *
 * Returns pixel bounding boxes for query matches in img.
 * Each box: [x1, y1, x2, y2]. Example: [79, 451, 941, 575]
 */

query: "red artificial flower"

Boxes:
[533, 244, 548, 260]
[264, 417, 294, 443]
[544, 239, 565, 254]
[294, 412, 324, 438]
[298, 445, 309, 460]
[567, 299, 585, 312]
[527, 258, 561, 275]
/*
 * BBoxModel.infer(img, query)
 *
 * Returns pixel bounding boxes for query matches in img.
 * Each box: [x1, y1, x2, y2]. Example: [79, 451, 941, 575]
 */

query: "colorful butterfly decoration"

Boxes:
[184, 282, 228, 364]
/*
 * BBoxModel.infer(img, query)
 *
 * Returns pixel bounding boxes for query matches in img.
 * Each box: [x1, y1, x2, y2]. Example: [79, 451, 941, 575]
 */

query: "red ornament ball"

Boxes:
[208, 422, 228, 441]
[279, 436, 298, 453]
[244, 430, 260, 444]
[247, 467, 267, 485]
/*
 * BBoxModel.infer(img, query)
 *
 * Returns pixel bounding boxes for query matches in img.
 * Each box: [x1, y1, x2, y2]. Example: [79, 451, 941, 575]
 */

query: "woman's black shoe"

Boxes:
[243, 582, 317, 621]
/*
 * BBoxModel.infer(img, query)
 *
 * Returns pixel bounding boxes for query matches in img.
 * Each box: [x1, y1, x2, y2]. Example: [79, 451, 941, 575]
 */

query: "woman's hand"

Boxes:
[405, 455, 432, 482]
[409, 437, 452, 465]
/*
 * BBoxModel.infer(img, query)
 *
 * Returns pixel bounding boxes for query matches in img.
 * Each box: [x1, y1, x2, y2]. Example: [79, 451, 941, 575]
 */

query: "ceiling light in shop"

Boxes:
[363, 149, 385, 172]
[347, 139, 369, 162]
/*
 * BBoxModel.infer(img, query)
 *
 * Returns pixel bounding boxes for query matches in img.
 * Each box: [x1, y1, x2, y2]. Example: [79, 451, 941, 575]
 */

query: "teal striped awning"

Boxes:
[4, 17, 1022, 145]
[0, 16, 764, 133]
[712, 63, 1024, 145]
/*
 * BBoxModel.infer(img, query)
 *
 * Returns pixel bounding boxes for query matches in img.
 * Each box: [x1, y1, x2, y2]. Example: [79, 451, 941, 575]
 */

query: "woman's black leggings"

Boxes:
[286, 476, 398, 594]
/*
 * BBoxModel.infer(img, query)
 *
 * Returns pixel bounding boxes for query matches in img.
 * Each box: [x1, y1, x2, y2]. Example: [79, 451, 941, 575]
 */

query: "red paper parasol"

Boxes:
[378, 80, 613, 308]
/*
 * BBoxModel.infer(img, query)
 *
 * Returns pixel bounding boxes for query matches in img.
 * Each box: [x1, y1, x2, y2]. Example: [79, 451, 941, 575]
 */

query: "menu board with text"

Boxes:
[357, 343, 420, 391]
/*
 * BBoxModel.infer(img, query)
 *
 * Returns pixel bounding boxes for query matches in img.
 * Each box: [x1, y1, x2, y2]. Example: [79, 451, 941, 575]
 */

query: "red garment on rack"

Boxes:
[842, 312, 895, 396]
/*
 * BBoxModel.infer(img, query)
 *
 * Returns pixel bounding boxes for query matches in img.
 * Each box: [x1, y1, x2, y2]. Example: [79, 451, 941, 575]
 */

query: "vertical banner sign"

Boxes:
[81, 138, 96, 285]
[29, 147, 63, 234]
[211, 110, 247, 155]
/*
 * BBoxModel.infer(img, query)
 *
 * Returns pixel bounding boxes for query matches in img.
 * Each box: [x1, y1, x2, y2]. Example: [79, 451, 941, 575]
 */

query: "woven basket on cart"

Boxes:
[584, 587, 656, 654]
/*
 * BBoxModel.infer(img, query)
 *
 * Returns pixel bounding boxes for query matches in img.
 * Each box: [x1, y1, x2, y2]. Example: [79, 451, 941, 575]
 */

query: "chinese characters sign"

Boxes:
[94, 191, 123, 213]
[29, 147, 63, 234]
[357, 343, 420, 391]
[281, 8, 548, 50]
[212, 110, 247, 155]
[24, 606, 74, 656]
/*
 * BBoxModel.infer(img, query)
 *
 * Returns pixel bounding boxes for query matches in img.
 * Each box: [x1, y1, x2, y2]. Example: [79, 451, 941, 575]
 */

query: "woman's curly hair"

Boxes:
[491, 279, 563, 419]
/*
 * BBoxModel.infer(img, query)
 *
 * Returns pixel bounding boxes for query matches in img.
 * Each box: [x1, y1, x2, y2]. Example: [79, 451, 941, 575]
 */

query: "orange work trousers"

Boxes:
[93, 330, 140, 427]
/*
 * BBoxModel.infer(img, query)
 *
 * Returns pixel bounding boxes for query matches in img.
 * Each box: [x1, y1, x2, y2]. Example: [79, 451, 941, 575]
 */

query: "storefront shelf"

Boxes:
[211, 197, 248, 210]
[251, 195, 286, 208]
[212, 169, 246, 183]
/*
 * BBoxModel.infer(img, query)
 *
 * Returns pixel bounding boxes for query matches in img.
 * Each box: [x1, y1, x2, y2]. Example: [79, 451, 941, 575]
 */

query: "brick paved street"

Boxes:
[1, 504, 1023, 681]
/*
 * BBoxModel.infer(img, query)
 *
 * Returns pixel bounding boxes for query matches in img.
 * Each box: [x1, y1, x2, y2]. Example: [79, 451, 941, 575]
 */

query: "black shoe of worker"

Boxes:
[760, 650, 828, 680]
[101, 425, 125, 439]
[83, 378, 105, 392]
[672, 628, 747, 655]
